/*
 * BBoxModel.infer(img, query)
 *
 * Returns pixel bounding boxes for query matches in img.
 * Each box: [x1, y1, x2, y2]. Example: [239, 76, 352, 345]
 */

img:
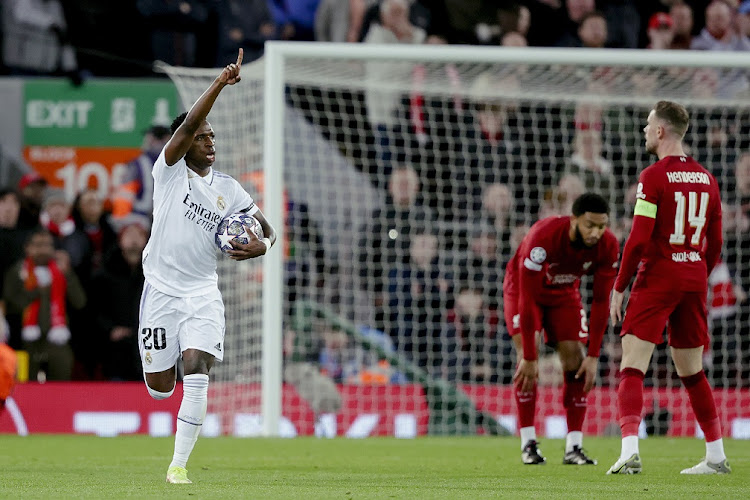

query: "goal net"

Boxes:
[160, 44, 750, 439]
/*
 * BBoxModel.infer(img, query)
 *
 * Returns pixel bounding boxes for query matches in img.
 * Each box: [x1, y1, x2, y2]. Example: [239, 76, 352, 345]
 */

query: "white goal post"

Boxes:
[161, 43, 750, 438]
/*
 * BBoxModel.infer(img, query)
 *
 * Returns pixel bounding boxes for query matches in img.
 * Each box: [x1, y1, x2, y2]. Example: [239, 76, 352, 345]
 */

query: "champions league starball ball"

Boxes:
[215, 212, 264, 254]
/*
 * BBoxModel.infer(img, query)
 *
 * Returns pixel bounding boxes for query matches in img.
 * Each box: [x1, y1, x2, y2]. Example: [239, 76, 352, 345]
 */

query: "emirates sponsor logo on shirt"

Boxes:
[182, 192, 222, 232]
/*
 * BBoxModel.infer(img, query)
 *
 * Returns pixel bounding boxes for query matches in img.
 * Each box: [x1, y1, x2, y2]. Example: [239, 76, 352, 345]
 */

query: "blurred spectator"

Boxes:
[447, 287, 500, 383]
[723, 152, 750, 386]
[600, 0, 640, 48]
[691, 0, 750, 52]
[524, 0, 565, 47]
[136, 0, 209, 67]
[739, 0, 750, 39]
[1, 0, 78, 78]
[358, 0, 431, 42]
[39, 189, 91, 275]
[540, 173, 585, 218]
[465, 71, 542, 217]
[111, 125, 172, 226]
[555, 0, 597, 47]
[355, 165, 435, 332]
[497, 3, 531, 39]
[3, 228, 86, 381]
[284, 198, 330, 316]
[214, 0, 276, 64]
[268, 0, 321, 41]
[561, 127, 617, 206]
[577, 11, 609, 48]
[364, 0, 427, 183]
[314, 0, 350, 42]
[318, 326, 359, 383]
[72, 188, 117, 276]
[454, 227, 504, 310]
[89, 221, 148, 380]
[537, 351, 564, 386]
[670, 2, 695, 49]
[393, 34, 469, 218]
[363, 0, 427, 46]
[690, 0, 750, 98]
[16, 172, 46, 231]
[646, 12, 676, 49]
[479, 183, 514, 235]
[509, 222, 530, 255]
[112, 128, 169, 220]
[707, 260, 741, 386]
[317, 324, 400, 385]
[244, 170, 331, 324]
[501, 31, 528, 46]
[316, 0, 378, 42]
[0, 189, 26, 348]
[386, 231, 455, 377]
[426, 0, 501, 45]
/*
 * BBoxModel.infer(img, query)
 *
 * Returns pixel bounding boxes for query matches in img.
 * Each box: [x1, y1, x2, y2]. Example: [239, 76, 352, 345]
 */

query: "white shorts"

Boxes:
[138, 281, 225, 373]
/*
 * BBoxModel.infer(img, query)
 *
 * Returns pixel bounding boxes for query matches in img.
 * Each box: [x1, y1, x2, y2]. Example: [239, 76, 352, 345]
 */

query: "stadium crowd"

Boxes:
[1, 0, 749, 390]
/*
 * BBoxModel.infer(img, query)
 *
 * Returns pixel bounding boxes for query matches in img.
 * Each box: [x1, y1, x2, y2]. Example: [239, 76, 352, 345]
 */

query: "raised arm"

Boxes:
[164, 49, 244, 166]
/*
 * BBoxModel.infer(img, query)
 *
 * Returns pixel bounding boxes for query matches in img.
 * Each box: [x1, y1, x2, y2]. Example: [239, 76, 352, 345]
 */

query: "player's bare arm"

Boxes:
[611, 209, 657, 324]
[514, 358, 538, 393]
[227, 208, 277, 261]
[584, 261, 616, 391]
[164, 49, 244, 166]
[610, 290, 624, 325]
[576, 356, 597, 393]
[514, 269, 543, 392]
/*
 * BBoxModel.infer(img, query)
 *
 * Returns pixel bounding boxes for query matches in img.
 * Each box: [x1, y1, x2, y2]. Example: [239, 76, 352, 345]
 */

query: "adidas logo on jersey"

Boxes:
[214, 343, 222, 351]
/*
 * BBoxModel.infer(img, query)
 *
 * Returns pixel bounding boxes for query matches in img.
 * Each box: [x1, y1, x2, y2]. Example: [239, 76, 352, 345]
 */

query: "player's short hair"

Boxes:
[170, 112, 188, 134]
[653, 100, 689, 138]
[572, 192, 609, 216]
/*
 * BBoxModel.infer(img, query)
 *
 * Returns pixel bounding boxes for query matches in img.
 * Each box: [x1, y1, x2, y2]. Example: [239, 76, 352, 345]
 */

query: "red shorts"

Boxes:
[504, 294, 589, 346]
[621, 290, 708, 349]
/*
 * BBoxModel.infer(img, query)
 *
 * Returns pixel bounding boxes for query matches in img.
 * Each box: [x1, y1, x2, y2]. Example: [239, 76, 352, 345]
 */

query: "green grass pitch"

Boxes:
[0, 436, 747, 499]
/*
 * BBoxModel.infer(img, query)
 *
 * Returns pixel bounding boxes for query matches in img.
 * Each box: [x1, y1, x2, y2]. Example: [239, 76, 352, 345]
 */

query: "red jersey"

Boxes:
[615, 156, 722, 294]
[503, 216, 620, 359]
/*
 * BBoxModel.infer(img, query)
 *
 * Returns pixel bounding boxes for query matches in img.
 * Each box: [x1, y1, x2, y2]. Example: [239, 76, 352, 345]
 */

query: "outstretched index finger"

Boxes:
[237, 48, 244, 68]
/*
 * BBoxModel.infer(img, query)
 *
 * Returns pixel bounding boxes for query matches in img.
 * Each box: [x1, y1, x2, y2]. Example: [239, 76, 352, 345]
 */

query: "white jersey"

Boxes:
[142, 149, 256, 297]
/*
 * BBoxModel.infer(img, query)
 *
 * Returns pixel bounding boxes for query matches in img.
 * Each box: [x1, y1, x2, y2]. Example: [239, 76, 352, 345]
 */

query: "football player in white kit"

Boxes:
[138, 49, 276, 484]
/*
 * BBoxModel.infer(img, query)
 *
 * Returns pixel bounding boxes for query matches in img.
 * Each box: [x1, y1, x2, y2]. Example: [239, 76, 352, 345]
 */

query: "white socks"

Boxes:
[520, 426, 537, 449]
[620, 435, 639, 461]
[170, 374, 209, 469]
[706, 438, 726, 463]
[565, 431, 583, 453]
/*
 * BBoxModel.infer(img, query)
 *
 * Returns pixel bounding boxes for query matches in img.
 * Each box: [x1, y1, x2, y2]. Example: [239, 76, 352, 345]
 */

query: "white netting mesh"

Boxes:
[160, 48, 750, 437]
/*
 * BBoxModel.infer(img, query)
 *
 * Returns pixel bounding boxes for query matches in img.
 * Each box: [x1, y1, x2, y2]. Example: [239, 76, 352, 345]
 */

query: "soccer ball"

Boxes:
[215, 212, 264, 253]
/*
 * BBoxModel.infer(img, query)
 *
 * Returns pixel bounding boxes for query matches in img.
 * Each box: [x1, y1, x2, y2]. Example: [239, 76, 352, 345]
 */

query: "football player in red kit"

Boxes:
[608, 101, 729, 475]
[504, 192, 619, 465]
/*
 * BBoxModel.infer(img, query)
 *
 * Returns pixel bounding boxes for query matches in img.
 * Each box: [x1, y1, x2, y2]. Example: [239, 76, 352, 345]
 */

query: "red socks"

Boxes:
[515, 383, 537, 429]
[681, 371, 722, 442]
[563, 371, 587, 432]
[618, 367, 645, 437]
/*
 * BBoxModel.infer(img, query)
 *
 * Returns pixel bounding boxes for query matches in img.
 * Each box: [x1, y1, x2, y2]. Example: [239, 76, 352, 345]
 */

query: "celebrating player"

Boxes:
[608, 101, 730, 475]
[504, 192, 618, 465]
[139, 49, 277, 484]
